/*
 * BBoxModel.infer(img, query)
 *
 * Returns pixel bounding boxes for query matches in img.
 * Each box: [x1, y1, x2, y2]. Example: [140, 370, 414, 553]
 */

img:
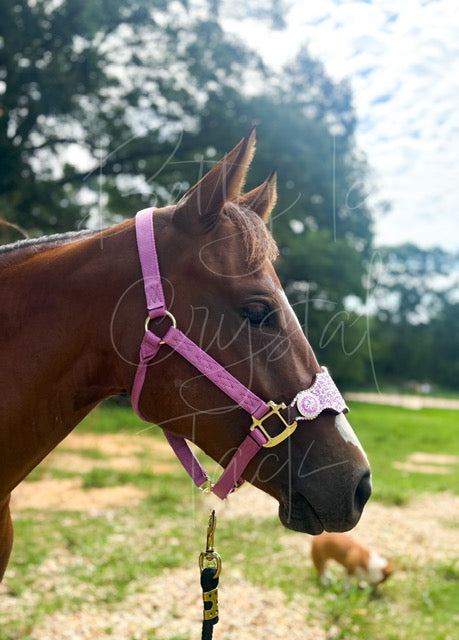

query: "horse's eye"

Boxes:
[241, 303, 278, 329]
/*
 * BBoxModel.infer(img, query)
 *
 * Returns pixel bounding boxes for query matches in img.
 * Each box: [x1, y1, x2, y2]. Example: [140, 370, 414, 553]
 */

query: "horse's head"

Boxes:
[132, 129, 371, 534]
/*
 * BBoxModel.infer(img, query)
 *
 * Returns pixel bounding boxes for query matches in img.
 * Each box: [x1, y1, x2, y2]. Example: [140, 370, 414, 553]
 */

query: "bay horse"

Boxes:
[0, 130, 371, 581]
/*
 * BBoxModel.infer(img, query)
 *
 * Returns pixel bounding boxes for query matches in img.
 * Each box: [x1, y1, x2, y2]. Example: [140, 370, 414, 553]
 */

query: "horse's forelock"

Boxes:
[223, 202, 279, 268]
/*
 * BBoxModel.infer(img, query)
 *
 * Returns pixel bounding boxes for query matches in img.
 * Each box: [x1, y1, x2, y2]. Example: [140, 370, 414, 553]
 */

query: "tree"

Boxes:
[369, 244, 456, 324]
[429, 302, 459, 387]
[170, 73, 375, 383]
[1, 1, 376, 385]
[0, 0, 268, 236]
[366, 245, 459, 388]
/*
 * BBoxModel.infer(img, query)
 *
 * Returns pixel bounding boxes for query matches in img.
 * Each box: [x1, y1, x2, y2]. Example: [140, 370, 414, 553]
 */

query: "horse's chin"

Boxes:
[278, 493, 325, 534]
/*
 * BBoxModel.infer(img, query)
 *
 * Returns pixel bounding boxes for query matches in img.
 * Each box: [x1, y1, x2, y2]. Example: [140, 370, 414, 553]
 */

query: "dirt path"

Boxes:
[11, 432, 179, 511]
[345, 392, 459, 410]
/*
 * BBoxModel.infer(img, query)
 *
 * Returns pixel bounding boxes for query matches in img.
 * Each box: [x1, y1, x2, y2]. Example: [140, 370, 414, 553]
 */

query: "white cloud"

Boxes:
[223, 0, 459, 251]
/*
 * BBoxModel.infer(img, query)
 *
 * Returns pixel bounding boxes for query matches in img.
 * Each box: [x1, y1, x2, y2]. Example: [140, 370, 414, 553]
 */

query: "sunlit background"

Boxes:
[1, 3, 459, 640]
[224, 0, 459, 251]
[1, 0, 458, 391]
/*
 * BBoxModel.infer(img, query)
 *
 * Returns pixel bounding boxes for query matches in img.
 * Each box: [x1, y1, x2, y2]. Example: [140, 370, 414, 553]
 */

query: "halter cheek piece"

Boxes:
[131, 208, 349, 499]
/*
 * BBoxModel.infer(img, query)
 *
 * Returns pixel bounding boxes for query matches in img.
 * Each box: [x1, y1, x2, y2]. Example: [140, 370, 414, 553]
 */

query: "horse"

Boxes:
[0, 129, 371, 581]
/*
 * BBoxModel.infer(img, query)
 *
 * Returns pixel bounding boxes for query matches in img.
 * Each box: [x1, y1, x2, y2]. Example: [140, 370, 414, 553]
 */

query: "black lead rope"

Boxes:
[201, 567, 219, 640]
[199, 510, 221, 640]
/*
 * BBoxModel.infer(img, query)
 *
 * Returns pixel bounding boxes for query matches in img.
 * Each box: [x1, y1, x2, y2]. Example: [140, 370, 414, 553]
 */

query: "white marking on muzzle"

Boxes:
[334, 413, 368, 462]
[278, 287, 368, 463]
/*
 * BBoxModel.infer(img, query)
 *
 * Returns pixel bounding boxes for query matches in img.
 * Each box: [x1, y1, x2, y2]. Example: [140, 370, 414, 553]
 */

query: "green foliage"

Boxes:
[2, 1, 456, 391]
[369, 243, 457, 324]
[363, 244, 459, 389]
[428, 303, 459, 386]
[0, 0, 262, 234]
[0, 1, 372, 301]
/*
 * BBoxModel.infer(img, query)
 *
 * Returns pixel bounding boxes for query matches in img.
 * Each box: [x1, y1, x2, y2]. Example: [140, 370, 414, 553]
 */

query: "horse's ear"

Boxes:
[173, 128, 256, 232]
[236, 170, 277, 222]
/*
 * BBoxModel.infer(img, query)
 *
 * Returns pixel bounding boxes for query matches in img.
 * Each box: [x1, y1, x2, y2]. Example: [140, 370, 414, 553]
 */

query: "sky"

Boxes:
[223, 0, 459, 252]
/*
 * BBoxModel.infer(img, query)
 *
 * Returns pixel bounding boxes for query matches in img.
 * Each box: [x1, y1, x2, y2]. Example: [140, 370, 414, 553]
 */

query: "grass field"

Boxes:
[1, 402, 458, 639]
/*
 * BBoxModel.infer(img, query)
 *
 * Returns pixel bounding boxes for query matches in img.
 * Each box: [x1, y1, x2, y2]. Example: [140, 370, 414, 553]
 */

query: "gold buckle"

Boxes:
[250, 401, 297, 448]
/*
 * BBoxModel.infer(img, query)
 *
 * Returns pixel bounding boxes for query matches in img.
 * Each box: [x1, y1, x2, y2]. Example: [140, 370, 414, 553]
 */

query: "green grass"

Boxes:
[350, 402, 459, 504]
[1, 402, 458, 639]
[76, 401, 149, 434]
[82, 401, 459, 504]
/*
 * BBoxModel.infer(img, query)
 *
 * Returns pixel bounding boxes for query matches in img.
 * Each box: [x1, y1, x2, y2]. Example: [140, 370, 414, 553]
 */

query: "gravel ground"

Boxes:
[4, 485, 457, 639]
[284, 491, 459, 566]
[27, 568, 327, 640]
[210, 484, 459, 566]
[3, 433, 458, 639]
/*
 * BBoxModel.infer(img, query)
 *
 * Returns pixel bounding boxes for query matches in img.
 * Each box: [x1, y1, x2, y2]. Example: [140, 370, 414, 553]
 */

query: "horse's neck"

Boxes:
[0, 221, 142, 495]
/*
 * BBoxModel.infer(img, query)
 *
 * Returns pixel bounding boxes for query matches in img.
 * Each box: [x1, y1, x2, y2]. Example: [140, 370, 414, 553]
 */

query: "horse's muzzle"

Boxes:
[278, 469, 372, 534]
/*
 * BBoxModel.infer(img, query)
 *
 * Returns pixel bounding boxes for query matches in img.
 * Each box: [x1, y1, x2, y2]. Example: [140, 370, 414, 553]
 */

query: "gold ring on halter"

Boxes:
[144, 311, 177, 344]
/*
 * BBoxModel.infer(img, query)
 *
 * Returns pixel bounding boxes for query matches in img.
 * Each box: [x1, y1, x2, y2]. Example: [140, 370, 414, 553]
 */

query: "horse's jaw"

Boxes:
[278, 493, 325, 534]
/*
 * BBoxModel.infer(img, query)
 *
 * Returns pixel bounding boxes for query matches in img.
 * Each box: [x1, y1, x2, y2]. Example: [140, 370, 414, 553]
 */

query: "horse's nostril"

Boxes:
[354, 470, 372, 512]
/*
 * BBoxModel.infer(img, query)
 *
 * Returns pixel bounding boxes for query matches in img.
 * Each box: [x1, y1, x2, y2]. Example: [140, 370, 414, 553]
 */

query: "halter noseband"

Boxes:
[131, 208, 348, 499]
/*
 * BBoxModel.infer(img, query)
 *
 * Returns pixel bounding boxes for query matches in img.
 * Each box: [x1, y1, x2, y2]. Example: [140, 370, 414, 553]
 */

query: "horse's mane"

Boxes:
[0, 230, 96, 255]
[0, 229, 97, 267]
[0, 204, 278, 270]
[223, 203, 279, 267]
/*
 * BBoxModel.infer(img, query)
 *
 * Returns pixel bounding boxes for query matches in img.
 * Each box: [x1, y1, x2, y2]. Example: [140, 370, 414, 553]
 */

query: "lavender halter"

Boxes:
[131, 208, 348, 499]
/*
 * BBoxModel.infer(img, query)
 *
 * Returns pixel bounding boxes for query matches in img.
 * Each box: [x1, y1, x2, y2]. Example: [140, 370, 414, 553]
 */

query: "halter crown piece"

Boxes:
[131, 208, 349, 499]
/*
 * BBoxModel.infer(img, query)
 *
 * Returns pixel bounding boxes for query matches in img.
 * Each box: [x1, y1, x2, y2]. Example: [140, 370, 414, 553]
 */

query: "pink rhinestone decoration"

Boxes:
[296, 392, 320, 417]
[291, 370, 348, 420]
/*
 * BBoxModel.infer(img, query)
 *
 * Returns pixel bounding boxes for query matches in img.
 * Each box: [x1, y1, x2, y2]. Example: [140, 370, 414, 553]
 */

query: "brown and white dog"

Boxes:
[311, 532, 393, 586]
